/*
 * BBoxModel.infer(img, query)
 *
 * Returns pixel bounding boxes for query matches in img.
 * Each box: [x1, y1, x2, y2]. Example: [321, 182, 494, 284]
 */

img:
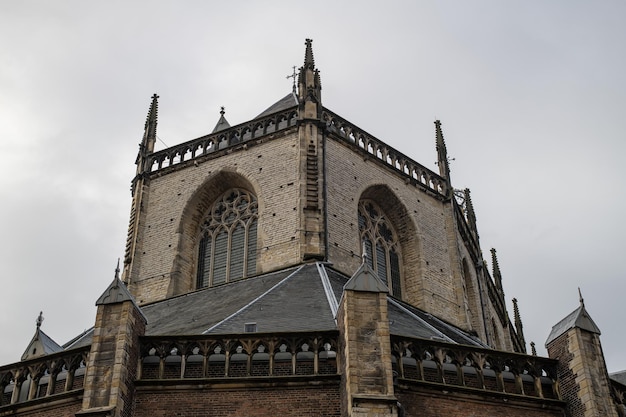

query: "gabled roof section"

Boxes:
[203, 264, 338, 334]
[96, 276, 137, 306]
[344, 262, 389, 293]
[545, 298, 601, 346]
[255, 92, 298, 118]
[388, 298, 489, 347]
[21, 313, 63, 361]
[212, 107, 231, 133]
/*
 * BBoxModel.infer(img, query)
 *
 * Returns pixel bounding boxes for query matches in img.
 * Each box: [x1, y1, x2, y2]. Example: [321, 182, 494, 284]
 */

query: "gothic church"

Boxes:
[1, 39, 624, 417]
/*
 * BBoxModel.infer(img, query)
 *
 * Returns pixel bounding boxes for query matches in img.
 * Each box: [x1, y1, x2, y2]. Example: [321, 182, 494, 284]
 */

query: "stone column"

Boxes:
[546, 297, 618, 417]
[338, 263, 398, 417]
[77, 273, 146, 417]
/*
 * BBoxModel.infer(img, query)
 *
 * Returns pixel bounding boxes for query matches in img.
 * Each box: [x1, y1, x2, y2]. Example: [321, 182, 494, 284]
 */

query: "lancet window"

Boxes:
[358, 200, 402, 298]
[196, 188, 258, 288]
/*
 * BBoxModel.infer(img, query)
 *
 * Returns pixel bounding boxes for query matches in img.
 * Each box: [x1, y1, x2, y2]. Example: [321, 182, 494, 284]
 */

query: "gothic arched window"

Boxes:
[358, 200, 402, 298]
[196, 188, 258, 288]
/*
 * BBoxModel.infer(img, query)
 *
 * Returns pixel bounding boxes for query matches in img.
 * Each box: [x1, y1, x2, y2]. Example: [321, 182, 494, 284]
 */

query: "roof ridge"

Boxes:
[202, 264, 307, 334]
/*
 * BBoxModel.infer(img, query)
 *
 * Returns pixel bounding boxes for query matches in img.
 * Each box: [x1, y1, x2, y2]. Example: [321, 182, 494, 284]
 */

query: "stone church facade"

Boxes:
[1, 40, 624, 417]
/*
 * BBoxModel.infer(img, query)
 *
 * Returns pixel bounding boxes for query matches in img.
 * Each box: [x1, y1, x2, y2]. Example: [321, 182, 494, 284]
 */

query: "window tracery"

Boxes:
[358, 199, 402, 298]
[196, 188, 258, 288]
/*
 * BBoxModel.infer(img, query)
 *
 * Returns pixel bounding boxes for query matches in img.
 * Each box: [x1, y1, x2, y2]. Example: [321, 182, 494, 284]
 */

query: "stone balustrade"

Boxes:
[391, 335, 560, 400]
[0, 346, 89, 407]
[137, 331, 339, 380]
[322, 109, 449, 198]
[146, 108, 298, 173]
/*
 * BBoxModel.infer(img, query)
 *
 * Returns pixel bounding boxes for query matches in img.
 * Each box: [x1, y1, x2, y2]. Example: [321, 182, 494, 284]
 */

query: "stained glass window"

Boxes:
[196, 188, 258, 288]
[358, 200, 402, 298]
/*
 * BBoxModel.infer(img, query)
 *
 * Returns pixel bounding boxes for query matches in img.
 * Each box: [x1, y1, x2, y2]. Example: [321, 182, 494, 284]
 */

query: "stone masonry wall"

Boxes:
[547, 330, 619, 417]
[129, 130, 302, 304]
[326, 137, 466, 329]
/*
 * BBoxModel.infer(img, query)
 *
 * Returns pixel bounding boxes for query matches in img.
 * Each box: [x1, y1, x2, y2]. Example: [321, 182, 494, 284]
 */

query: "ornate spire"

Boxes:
[135, 94, 159, 178]
[490, 248, 504, 295]
[304, 38, 315, 69]
[435, 120, 451, 188]
[297, 39, 322, 116]
[463, 188, 479, 241]
[142, 93, 159, 154]
[512, 298, 527, 352]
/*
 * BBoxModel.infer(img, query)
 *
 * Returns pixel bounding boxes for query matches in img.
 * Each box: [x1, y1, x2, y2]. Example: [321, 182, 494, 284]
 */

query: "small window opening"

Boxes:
[244, 322, 257, 333]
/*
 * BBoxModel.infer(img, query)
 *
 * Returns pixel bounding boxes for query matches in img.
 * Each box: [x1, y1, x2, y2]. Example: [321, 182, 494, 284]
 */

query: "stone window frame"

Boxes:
[196, 188, 258, 288]
[358, 199, 403, 298]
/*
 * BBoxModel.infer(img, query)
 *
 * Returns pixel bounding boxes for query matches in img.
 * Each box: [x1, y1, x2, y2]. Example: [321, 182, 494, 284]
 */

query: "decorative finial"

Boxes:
[115, 258, 121, 281]
[578, 287, 584, 306]
[36, 311, 44, 329]
[220, 106, 225, 116]
[286, 66, 297, 93]
[434, 120, 453, 189]
[304, 38, 315, 69]
[530, 341, 537, 356]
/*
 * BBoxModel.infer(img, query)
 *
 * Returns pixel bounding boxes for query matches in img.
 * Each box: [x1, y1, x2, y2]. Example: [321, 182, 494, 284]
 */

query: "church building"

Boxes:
[1, 39, 624, 417]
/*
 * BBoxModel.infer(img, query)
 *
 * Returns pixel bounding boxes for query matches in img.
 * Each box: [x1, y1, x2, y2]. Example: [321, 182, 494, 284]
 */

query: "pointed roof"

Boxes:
[21, 312, 63, 361]
[545, 291, 601, 346]
[344, 262, 389, 293]
[255, 92, 298, 118]
[96, 260, 138, 306]
[212, 106, 231, 133]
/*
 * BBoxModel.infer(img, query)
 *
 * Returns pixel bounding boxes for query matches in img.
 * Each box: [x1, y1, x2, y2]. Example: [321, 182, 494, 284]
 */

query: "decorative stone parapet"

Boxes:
[137, 331, 339, 380]
[391, 335, 560, 400]
[0, 346, 90, 407]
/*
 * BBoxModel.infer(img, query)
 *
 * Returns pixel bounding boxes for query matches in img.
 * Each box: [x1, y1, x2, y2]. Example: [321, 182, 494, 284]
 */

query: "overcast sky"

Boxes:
[1, 1, 624, 372]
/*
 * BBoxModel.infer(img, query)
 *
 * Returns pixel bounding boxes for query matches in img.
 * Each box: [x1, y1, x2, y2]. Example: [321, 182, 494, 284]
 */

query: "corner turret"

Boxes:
[546, 290, 618, 417]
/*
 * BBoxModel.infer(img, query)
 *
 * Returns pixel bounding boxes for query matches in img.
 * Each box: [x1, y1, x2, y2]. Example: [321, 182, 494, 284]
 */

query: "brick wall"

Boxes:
[132, 384, 341, 417]
[396, 387, 566, 417]
[0, 398, 82, 417]
[547, 329, 619, 417]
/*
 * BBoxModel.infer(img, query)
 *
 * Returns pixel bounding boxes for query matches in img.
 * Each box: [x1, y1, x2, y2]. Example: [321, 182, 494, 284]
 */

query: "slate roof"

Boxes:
[21, 328, 63, 361]
[255, 92, 298, 118]
[545, 302, 601, 346]
[610, 370, 626, 386]
[61, 262, 489, 353]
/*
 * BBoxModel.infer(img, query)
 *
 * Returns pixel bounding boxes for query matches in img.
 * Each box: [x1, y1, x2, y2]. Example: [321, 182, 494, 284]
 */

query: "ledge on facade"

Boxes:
[0, 388, 83, 413]
[74, 405, 115, 417]
[135, 374, 341, 390]
[395, 380, 566, 412]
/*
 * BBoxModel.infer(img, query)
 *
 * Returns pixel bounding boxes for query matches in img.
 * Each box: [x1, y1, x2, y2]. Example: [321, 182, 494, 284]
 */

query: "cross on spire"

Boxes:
[36, 311, 44, 329]
[286, 65, 297, 93]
